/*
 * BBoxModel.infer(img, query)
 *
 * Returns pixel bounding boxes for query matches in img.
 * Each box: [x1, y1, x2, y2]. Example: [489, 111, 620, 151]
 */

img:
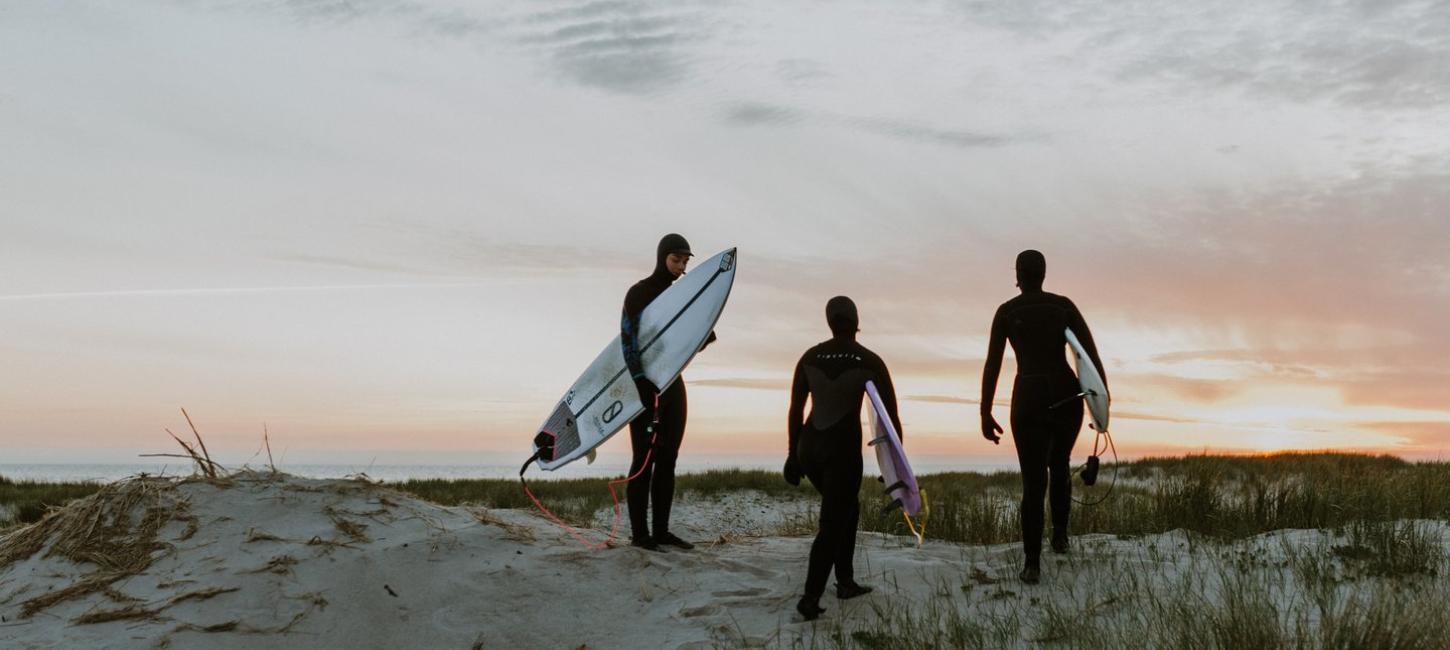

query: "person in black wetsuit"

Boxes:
[785, 296, 902, 620]
[621, 233, 715, 552]
[980, 250, 1107, 584]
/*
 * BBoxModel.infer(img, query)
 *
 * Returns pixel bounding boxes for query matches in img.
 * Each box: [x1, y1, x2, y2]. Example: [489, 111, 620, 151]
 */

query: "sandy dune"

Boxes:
[2, 473, 1446, 649]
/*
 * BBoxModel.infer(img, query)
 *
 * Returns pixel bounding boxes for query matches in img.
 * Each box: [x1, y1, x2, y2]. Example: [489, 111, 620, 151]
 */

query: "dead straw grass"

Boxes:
[0, 476, 193, 618]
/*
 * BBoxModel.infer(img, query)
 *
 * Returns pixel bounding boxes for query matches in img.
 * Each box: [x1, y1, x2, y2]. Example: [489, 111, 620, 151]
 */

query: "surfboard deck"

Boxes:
[865, 380, 920, 516]
[1065, 327, 1109, 432]
[532, 248, 737, 471]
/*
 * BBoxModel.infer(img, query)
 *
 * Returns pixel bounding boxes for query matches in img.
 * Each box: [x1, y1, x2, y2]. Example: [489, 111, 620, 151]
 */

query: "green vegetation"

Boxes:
[0, 476, 104, 528]
[7, 453, 1450, 543]
[859, 453, 1450, 545]
[771, 535, 1450, 650]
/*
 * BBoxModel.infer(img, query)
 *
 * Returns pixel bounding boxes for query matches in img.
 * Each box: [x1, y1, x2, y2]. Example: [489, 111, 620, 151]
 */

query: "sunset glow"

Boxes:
[3, 0, 1447, 470]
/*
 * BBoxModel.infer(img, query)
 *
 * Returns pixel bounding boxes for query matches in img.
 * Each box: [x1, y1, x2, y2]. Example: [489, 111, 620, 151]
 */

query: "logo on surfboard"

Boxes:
[601, 400, 625, 423]
[719, 251, 735, 272]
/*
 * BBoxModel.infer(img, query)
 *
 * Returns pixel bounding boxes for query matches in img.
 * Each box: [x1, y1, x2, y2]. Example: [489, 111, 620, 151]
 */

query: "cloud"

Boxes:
[1355, 420, 1450, 448]
[847, 115, 1016, 148]
[724, 103, 803, 126]
[903, 394, 980, 405]
[514, 1, 704, 94]
[951, 0, 1450, 110]
[1114, 410, 1207, 425]
[1339, 369, 1450, 412]
[689, 377, 788, 391]
[1076, 372, 1240, 403]
[0, 283, 483, 302]
[270, 223, 644, 278]
[722, 102, 1028, 149]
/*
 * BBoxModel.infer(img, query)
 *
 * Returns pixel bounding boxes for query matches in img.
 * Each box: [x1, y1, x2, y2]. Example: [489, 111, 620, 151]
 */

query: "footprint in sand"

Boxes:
[715, 559, 779, 580]
[678, 604, 723, 618]
[710, 587, 768, 598]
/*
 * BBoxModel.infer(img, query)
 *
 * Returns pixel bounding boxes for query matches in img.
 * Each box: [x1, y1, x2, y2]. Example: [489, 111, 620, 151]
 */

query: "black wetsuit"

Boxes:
[621, 264, 686, 541]
[981, 290, 1105, 562]
[788, 337, 901, 599]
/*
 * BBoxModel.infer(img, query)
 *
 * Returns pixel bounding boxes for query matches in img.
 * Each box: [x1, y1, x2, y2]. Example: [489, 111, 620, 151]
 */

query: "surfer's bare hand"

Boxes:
[981, 414, 1003, 444]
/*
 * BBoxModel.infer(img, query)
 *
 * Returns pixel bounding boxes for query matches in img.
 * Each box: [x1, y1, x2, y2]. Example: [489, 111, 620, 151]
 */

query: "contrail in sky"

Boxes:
[0, 283, 491, 301]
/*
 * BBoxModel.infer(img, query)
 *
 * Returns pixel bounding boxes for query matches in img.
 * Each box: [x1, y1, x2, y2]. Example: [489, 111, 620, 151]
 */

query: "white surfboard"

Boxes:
[1064, 327, 1109, 432]
[532, 248, 737, 471]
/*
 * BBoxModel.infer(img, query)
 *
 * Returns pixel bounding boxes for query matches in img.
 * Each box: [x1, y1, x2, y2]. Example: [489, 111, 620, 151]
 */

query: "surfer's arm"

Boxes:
[787, 359, 808, 457]
[1065, 300, 1108, 390]
[980, 306, 1008, 415]
[620, 287, 648, 380]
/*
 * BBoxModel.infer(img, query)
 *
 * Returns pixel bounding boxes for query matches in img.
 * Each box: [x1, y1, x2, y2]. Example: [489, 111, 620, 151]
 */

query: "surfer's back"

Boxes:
[795, 339, 889, 432]
[994, 291, 1082, 377]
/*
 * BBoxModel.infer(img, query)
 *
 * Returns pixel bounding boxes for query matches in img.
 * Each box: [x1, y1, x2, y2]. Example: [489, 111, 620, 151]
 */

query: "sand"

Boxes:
[2, 473, 1446, 649]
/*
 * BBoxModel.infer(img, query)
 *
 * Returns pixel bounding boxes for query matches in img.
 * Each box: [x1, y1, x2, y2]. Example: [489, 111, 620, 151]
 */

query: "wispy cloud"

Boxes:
[0, 284, 488, 302]
[513, 1, 707, 94]
[951, 0, 1450, 110]
[1356, 420, 1450, 448]
[689, 377, 788, 391]
[723, 101, 1030, 149]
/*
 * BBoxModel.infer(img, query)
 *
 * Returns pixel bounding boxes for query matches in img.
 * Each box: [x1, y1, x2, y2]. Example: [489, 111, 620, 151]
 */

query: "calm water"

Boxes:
[0, 457, 1014, 483]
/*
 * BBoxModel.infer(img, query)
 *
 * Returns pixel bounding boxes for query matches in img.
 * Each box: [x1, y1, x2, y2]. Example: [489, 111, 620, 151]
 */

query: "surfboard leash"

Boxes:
[902, 489, 929, 546]
[519, 395, 661, 551]
[1072, 427, 1119, 507]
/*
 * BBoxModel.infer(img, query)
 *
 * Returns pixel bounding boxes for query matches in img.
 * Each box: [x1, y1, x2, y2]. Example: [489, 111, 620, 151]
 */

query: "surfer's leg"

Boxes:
[626, 415, 656, 542]
[1047, 402, 1083, 546]
[802, 445, 834, 600]
[652, 382, 687, 544]
[831, 458, 863, 586]
[1011, 378, 1050, 566]
[1011, 422, 1048, 564]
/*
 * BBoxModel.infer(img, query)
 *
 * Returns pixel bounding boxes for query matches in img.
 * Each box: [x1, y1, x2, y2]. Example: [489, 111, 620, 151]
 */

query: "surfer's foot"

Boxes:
[631, 535, 664, 552]
[796, 597, 826, 621]
[1051, 532, 1070, 554]
[835, 581, 873, 600]
[1019, 563, 1041, 585]
[655, 531, 695, 550]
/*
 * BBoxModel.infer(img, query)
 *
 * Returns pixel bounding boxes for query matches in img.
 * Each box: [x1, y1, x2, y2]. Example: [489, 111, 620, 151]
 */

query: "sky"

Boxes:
[2, 0, 1449, 469]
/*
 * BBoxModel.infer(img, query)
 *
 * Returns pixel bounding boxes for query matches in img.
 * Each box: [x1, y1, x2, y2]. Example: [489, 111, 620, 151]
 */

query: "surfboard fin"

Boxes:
[882, 480, 907, 495]
[866, 435, 889, 447]
[585, 449, 598, 465]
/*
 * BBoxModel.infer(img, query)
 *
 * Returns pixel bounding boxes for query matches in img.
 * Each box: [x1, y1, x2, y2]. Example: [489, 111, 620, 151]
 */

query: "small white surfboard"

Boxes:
[1065, 327, 1108, 432]
[532, 248, 738, 470]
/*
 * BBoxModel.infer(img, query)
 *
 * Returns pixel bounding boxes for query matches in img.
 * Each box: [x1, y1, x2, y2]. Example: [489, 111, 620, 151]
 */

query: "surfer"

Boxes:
[784, 296, 901, 620]
[622, 233, 715, 552]
[979, 250, 1107, 584]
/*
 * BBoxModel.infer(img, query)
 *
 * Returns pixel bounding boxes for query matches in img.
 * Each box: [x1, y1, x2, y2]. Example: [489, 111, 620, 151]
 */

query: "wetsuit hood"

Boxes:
[653, 233, 693, 279]
[1016, 249, 1046, 292]
[825, 295, 859, 340]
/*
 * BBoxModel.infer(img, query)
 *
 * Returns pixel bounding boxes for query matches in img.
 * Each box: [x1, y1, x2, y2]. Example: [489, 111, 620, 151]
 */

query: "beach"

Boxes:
[4, 464, 1448, 649]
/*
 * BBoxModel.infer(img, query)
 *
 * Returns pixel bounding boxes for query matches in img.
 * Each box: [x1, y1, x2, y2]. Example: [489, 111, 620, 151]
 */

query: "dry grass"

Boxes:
[73, 604, 160, 625]
[166, 586, 239, 606]
[471, 509, 537, 543]
[0, 476, 195, 619]
[248, 555, 299, 576]
[244, 528, 286, 544]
